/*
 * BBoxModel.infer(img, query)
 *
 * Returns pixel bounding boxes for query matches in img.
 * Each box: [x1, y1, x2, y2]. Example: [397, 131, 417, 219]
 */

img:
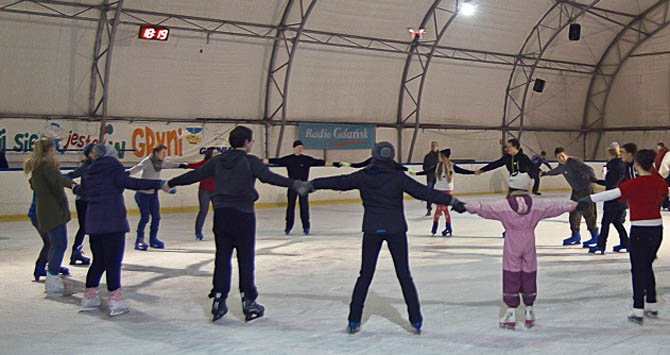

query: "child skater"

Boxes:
[425, 148, 473, 236]
[75, 145, 173, 316]
[307, 142, 467, 334]
[578, 149, 667, 324]
[464, 172, 577, 329]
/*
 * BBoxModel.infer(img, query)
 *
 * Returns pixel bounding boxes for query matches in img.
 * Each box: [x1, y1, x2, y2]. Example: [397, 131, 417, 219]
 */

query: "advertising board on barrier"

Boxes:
[298, 123, 375, 150]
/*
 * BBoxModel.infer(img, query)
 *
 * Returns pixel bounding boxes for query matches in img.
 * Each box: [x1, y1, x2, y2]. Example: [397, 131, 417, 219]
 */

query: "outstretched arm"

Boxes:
[465, 200, 505, 221]
[401, 175, 455, 206]
[249, 157, 294, 187]
[453, 165, 475, 175]
[168, 158, 216, 187]
[114, 172, 163, 191]
[127, 157, 149, 176]
[536, 200, 578, 219]
[312, 173, 359, 191]
[478, 156, 506, 173]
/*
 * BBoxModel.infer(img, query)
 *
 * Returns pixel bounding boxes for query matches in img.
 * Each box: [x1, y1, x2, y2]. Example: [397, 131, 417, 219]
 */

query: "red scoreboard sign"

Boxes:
[138, 25, 170, 41]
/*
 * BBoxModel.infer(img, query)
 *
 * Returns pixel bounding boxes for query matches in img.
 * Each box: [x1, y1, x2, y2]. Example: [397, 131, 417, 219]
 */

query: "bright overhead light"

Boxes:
[460, 2, 476, 16]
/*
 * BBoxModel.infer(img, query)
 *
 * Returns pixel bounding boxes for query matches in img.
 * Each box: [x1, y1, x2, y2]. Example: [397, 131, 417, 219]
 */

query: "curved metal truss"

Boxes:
[92, 0, 124, 141]
[263, 0, 319, 157]
[502, 0, 601, 143]
[396, 0, 460, 163]
[582, 0, 670, 159]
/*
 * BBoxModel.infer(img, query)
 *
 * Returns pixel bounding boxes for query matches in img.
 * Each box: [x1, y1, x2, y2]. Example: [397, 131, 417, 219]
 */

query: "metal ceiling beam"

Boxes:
[396, 0, 460, 163]
[502, 0, 602, 145]
[581, 0, 670, 159]
[262, 0, 319, 158]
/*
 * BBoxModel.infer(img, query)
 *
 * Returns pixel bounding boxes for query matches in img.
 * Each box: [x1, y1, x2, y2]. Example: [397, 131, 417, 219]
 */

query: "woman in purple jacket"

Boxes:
[74, 144, 172, 316]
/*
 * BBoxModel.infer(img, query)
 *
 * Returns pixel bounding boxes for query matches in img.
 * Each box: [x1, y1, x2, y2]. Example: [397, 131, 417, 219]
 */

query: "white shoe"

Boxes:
[109, 299, 130, 317]
[45, 273, 64, 295]
[645, 303, 659, 318]
[499, 308, 516, 329]
[80, 296, 102, 312]
[525, 307, 535, 328]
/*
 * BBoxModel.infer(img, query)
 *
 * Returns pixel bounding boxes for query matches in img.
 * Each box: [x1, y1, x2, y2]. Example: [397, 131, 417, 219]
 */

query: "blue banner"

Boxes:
[298, 123, 376, 150]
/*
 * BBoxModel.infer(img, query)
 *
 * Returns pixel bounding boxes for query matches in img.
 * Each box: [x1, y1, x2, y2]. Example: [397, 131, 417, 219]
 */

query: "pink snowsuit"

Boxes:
[466, 195, 577, 308]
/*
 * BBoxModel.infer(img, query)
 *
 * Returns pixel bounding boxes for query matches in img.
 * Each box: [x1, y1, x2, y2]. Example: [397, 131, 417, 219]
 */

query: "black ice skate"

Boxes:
[211, 292, 228, 322]
[242, 294, 265, 322]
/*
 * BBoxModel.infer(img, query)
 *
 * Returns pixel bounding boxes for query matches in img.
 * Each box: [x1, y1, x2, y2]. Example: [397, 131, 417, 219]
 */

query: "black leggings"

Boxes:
[597, 208, 629, 248]
[73, 199, 87, 251]
[629, 226, 662, 309]
[286, 189, 310, 230]
[86, 233, 125, 291]
[349, 232, 422, 324]
[212, 207, 258, 301]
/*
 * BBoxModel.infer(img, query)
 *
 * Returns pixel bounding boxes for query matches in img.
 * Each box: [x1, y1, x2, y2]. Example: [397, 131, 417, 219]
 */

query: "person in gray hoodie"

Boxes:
[167, 126, 311, 323]
[540, 147, 599, 246]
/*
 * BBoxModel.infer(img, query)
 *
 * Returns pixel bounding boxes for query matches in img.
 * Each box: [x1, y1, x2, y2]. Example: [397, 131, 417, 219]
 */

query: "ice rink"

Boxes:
[1, 192, 668, 354]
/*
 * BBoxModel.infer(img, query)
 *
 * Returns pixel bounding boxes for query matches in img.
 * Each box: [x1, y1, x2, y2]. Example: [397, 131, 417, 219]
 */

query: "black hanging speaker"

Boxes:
[533, 79, 546, 93]
[569, 23, 581, 41]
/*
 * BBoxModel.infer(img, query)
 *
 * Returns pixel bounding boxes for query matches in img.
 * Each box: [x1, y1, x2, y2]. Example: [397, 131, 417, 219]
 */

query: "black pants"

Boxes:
[663, 176, 670, 209]
[349, 232, 422, 324]
[597, 208, 629, 249]
[86, 233, 125, 291]
[30, 215, 50, 264]
[73, 199, 87, 251]
[629, 226, 663, 309]
[532, 177, 541, 194]
[426, 181, 435, 210]
[286, 189, 310, 231]
[212, 207, 258, 301]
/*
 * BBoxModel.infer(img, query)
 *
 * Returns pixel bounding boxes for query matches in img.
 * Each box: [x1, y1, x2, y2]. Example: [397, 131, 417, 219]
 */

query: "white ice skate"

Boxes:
[45, 273, 64, 296]
[524, 307, 535, 328]
[80, 296, 102, 312]
[109, 299, 130, 317]
[499, 308, 516, 329]
[628, 309, 644, 325]
[644, 303, 658, 318]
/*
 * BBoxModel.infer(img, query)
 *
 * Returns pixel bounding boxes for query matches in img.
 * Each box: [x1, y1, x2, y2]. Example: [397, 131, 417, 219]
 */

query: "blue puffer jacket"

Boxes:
[74, 156, 163, 235]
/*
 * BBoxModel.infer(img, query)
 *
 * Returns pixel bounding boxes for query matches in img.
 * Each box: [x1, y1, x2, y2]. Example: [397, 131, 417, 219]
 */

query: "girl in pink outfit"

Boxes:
[465, 173, 577, 329]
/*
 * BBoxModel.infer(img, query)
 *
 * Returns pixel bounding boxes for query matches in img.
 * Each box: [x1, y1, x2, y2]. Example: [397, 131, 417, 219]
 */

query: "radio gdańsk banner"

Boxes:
[298, 123, 375, 150]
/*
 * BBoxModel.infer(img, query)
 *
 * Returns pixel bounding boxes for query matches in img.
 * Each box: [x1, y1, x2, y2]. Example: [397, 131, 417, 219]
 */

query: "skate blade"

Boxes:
[499, 322, 516, 330]
[347, 327, 360, 334]
[245, 312, 264, 322]
[525, 321, 535, 328]
[212, 313, 224, 322]
[644, 311, 658, 319]
[109, 309, 129, 317]
[627, 316, 643, 325]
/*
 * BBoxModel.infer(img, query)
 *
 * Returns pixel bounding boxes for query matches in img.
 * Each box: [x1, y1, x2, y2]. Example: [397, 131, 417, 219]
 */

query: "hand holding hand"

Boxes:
[179, 163, 189, 169]
[339, 162, 351, 168]
[451, 200, 467, 213]
[161, 180, 171, 192]
[576, 197, 590, 211]
[263, 159, 270, 165]
[292, 180, 314, 196]
[408, 170, 417, 176]
[475, 169, 482, 176]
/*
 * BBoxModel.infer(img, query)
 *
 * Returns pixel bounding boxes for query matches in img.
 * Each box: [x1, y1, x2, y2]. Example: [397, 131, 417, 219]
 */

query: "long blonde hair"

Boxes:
[435, 152, 452, 183]
[23, 138, 58, 174]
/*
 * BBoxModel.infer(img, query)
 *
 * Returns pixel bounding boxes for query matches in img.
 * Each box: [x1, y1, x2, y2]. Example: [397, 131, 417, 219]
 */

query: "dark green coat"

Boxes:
[31, 161, 73, 234]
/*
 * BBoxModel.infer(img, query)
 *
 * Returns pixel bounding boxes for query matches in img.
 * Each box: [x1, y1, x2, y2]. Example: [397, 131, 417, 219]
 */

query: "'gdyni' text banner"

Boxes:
[298, 123, 376, 150]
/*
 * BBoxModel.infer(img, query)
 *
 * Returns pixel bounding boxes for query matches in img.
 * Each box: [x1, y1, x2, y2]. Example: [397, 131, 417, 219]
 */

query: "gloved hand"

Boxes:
[408, 170, 417, 176]
[179, 163, 189, 169]
[167, 187, 177, 194]
[337, 162, 351, 168]
[292, 180, 314, 196]
[451, 200, 467, 213]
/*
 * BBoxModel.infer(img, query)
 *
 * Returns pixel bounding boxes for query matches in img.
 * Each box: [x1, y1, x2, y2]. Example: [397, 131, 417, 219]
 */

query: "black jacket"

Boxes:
[312, 159, 455, 234]
[169, 149, 295, 212]
[269, 154, 325, 180]
[596, 157, 627, 210]
[480, 149, 535, 177]
[422, 151, 440, 183]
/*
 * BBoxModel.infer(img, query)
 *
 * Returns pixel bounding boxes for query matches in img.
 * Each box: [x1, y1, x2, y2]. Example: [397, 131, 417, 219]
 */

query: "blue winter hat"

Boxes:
[92, 144, 118, 159]
[372, 141, 395, 162]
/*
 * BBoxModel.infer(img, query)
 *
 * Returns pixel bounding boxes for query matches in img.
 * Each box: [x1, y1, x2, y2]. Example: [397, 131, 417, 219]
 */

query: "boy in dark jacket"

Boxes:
[74, 144, 169, 317]
[167, 126, 311, 323]
[475, 139, 535, 177]
[589, 143, 629, 254]
[308, 142, 466, 334]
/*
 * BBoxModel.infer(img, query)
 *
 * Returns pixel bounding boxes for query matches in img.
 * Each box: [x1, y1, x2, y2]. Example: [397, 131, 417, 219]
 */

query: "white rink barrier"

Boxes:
[0, 162, 607, 219]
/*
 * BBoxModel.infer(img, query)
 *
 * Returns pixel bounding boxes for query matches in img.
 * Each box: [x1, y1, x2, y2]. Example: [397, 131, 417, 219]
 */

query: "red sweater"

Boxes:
[187, 160, 215, 191]
[618, 175, 668, 221]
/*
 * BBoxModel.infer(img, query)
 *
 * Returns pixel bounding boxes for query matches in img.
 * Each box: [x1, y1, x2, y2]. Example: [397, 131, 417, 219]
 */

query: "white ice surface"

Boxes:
[1, 192, 668, 354]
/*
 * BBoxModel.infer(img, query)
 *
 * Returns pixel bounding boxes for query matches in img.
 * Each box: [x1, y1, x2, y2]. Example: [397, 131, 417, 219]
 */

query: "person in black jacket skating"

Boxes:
[308, 142, 466, 334]
[475, 139, 535, 177]
[589, 143, 629, 254]
[265, 140, 339, 235]
[422, 141, 440, 215]
[167, 126, 311, 322]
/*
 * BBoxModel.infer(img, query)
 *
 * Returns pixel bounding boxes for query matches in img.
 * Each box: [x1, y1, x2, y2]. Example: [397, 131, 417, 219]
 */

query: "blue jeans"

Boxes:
[30, 215, 50, 264]
[47, 224, 68, 275]
[135, 192, 160, 241]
